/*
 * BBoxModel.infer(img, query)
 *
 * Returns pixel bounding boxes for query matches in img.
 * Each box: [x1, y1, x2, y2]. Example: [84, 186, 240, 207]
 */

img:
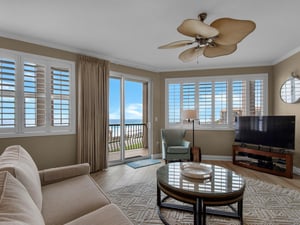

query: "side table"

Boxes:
[192, 146, 201, 162]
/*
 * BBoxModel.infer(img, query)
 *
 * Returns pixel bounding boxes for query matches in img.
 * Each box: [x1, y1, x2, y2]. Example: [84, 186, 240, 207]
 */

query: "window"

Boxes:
[0, 57, 15, 129]
[0, 49, 75, 137]
[165, 74, 268, 129]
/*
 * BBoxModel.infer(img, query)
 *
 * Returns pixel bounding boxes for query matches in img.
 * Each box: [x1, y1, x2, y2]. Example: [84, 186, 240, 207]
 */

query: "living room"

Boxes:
[0, 1, 300, 224]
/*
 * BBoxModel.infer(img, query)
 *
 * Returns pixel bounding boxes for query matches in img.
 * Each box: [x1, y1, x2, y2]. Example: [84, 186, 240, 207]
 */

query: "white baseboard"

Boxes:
[202, 155, 232, 161]
[293, 166, 300, 176]
[151, 153, 162, 159]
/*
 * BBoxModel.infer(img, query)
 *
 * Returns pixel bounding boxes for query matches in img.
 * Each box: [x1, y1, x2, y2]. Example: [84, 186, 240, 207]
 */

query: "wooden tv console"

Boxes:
[232, 144, 293, 178]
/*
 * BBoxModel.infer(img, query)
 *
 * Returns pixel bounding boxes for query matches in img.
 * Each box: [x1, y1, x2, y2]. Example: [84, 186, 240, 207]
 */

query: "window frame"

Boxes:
[165, 74, 268, 130]
[0, 48, 76, 137]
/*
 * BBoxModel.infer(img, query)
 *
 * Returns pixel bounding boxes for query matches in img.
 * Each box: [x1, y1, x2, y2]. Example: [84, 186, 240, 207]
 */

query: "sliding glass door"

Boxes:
[108, 74, 150, 164]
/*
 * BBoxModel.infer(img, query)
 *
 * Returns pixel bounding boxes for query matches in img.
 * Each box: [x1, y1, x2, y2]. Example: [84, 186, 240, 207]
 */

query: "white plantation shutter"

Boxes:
[168, 83, 180, 123]
[182, 82, 196, 110]
[232, 80, 247, 119]
[23, 62, 46, 128]
[51, 67, 70, 127]
[166, 74, 268, 129]
[251, 80, 264, 116]
[0, 58, 16, 128]
[232, 79, 264, 125]
[214, 81, 227, 125]
[199, 82, 212, 124]
[0, 49, 75, 137]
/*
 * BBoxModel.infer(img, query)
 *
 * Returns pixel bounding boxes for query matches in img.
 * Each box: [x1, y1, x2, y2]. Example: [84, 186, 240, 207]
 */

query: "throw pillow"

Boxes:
[0, 145, 43, 210]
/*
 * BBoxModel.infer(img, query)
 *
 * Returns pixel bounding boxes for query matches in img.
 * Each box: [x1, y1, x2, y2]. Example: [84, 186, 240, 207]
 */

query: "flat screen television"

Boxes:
[235, 116, 295, 150]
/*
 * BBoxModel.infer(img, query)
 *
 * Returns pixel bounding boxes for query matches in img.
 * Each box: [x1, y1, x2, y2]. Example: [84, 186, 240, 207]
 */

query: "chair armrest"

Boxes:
[183, 140, 191, 148]
[161, 140, 167, 159]
[162, 140, 168, 149]
[39, 163, 90, 186]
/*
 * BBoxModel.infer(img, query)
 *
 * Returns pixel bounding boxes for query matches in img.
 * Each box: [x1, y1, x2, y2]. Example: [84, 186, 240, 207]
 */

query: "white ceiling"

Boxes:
[1, 0, 300, 72]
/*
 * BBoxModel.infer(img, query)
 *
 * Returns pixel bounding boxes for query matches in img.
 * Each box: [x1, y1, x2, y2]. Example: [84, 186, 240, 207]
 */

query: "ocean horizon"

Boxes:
[109, 119, 142, 124]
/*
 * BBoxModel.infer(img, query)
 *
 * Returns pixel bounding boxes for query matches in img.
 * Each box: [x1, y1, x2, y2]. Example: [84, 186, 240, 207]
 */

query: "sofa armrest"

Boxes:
[39, 163, 90, 186]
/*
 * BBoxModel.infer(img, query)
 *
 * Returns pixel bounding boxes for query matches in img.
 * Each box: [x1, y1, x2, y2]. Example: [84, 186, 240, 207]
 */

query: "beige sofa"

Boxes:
[0, 145, 133, 225]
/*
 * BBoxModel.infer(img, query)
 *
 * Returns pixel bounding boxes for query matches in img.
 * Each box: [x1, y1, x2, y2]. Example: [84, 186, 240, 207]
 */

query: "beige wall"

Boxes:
[0, 37, 161, 169]
[0, 135, 76, 169]
[159, 66, 273, 157]
[0, 37, 78, 169]
[273, 52, 300, 167]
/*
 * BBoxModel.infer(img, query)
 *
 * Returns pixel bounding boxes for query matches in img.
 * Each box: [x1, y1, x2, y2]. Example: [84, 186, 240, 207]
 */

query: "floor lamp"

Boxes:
[182, 109, 197, 148]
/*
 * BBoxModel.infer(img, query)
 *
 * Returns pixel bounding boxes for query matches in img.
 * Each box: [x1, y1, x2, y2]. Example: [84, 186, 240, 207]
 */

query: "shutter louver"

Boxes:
[168, 83, 180, 123]
[214, 81, 227, 124]
[251, 80, 263, 116]
[232, 80, 247, 122]
[199, 82, 212, 124]
[24, 62, 46, 128]
[182, 83, 195, 110]
[0, 58, 16, 128]
[51, 67, 70, 127]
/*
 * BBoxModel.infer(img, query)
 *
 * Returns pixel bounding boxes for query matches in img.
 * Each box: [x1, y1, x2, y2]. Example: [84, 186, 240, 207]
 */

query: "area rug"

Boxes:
[127, 159, 161, 169]
[107, 177, 300, 225]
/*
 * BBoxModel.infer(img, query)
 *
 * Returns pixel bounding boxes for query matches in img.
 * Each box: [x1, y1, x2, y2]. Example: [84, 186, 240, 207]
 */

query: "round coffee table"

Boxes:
[156, 162, 245, 225]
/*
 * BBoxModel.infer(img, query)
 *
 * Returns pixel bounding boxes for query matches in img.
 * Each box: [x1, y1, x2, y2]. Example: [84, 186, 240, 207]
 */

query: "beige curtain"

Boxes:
[77, 55, 110, 172]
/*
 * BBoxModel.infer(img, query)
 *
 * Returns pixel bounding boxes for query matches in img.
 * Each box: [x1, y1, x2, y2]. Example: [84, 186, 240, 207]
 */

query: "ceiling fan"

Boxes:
[158, 13, 256, 63]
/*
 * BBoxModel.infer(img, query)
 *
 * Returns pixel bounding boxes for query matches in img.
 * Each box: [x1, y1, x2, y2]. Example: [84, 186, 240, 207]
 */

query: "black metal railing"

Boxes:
[108, 123, 147, 152]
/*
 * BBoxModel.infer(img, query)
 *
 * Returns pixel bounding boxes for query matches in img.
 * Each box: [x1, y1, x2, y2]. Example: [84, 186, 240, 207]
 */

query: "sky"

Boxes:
[109, 78, 143, 122]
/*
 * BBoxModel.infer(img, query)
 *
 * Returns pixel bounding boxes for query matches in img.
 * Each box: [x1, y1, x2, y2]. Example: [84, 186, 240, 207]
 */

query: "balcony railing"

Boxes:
[108, 123, 148, 153]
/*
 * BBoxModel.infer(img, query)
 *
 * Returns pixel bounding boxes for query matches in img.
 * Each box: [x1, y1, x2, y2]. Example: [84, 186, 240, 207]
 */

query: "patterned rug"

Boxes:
[107, 177, 300, 225]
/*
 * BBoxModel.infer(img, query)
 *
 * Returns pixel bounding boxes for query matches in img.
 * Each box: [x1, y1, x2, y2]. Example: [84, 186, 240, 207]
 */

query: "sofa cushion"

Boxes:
[0, 171, 45, 225]
[64, 204, 133, 225]
[42, 174, 111, 225]
[0, 145, 43, 210]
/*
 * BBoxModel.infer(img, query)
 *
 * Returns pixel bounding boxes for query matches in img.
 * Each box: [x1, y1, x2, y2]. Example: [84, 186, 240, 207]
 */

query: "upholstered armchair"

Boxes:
[161, 129, 191, 163]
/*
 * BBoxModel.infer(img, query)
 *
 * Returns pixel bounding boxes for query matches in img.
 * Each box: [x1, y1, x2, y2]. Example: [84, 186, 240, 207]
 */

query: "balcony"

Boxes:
[108, 123, 149, 161]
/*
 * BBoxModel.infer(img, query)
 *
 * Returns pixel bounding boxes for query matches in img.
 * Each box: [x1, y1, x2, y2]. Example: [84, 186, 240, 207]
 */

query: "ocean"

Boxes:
[109, 119, 142, 125]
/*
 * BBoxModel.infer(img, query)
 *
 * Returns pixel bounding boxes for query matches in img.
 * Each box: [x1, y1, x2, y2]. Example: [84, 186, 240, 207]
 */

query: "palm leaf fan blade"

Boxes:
[179, 47, 204, 62]
[203, 44, 237, 58]
[158, 40, 194, 49]
[211, 18, 256, 46]
[177, 19, 219, 38]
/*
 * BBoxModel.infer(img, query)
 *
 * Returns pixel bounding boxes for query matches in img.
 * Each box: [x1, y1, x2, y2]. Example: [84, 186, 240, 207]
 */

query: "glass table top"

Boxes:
[157, 162, 245, 196]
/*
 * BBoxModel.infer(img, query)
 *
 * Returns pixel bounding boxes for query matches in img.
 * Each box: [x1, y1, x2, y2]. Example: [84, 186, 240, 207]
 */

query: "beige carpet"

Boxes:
[107, 177, 300, 225]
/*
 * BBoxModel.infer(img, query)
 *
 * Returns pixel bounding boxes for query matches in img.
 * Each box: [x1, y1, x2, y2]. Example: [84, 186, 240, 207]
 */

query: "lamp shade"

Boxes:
[182, 109, 197, 120]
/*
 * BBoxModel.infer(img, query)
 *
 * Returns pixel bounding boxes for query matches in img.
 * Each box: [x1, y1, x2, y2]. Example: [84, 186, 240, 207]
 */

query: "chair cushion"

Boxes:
[0, 145, 43, 210]
[167, 146, 189, 154]
[42, 174, 111, 225]
[0, 171, 45, 225]
[163, 130, 185, 146]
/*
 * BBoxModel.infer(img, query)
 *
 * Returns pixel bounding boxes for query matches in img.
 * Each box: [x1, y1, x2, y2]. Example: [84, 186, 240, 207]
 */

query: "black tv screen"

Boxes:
[235, 116, 295, 150]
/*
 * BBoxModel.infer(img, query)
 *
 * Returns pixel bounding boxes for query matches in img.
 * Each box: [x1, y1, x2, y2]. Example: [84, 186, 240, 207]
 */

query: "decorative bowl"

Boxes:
[180, 162, 212, 179]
